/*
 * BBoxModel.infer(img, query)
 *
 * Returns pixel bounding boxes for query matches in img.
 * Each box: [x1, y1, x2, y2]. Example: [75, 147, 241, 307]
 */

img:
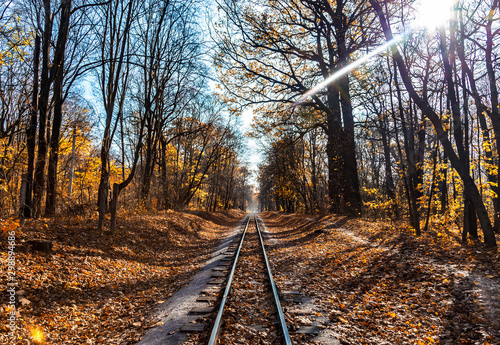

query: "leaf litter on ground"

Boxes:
[0, 209, 244, 344]
[259, 212, 500, 345]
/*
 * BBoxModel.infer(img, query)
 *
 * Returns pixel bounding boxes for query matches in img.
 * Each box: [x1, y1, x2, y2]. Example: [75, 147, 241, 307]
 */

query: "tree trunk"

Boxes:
[458, 39, 497, 231]
[97, 0, 134, 230]
[387, 55, 407, 221]
[439, 150, 449, 214]
[24, 34, 40, 218]
[485, 0, 500, 233]
[380, 122, 397, 218]
[414, 106, 427, 237]
[97, 164, 109, 230]
[337, 20, 362, 216]
[370, 0, 496, 246]
[438, 24, 479, 241]
[140, 129, 154, 203]
[110, 183, 119, 234]
[326, 86, 343, 213]
[109, 106, 146, 235]
[19, 174, 28, 221]
[45, 0, 72, 216]
[458, 21, 478, 240]
[309, 129, 322, 213]
[160, 137, 169, 209]
[33, 0, 53, 217]
[424, 144, 438, 232]
[397, 74, 420, 233]
[68, 124, 77, 198]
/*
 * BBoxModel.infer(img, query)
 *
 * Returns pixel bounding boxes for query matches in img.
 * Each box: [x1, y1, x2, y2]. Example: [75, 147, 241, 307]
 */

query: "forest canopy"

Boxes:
[0, 0, 252, 234]
[213, 0, 499, 246]
[0, 0, 499, 246]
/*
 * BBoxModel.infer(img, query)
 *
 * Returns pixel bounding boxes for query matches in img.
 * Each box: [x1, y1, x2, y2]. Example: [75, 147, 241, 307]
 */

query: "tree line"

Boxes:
[214, 0, 499, 247]
[0, 0, 251, 233]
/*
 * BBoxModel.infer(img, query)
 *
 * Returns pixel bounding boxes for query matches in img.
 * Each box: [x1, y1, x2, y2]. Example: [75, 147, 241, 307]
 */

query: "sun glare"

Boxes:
[414, 0, 457, 29]
[31, 326, 45, 343]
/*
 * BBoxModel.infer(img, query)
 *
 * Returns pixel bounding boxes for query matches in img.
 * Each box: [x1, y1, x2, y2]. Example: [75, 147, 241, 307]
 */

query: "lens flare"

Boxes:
[31, 326, 45, 343]
[295, 36, 403, 106]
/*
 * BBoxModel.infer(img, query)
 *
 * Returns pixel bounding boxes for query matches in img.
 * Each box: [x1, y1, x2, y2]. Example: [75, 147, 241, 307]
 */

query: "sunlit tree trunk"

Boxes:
[68, 123, 77, 198]
[393, 60, 420, 233]
[459, 14, 478, 239]
[325, 84, 343, 213]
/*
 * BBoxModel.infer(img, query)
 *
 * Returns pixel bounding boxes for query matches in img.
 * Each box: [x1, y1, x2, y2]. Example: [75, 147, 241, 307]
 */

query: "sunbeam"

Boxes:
[295, 35, 403, 106]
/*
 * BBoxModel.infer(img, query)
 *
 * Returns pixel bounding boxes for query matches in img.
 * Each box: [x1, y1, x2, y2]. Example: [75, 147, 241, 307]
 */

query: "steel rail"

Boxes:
[254, 215, 292, 345]
[207, 216, 250, 345]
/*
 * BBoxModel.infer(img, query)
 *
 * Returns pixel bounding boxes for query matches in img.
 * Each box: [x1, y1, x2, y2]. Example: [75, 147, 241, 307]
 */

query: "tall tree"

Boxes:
[135, 0, 202, 203]
[44, 0, 72, 216]
[369, 0, 497, 247]
[95, 0, 136, 230]
[215, 0, 376, 215]
[24, 33, 40, 218]
[32, 0, 53, 217]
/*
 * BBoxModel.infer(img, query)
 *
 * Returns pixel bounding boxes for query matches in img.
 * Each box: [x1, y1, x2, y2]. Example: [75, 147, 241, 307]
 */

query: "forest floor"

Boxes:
[260, 212, 500, 345]
[0, 209, 244, 345]
[1, 211, 499, 345]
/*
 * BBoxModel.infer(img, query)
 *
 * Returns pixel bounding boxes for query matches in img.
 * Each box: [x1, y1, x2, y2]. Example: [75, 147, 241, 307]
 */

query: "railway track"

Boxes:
[197, 214, 292, 344]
